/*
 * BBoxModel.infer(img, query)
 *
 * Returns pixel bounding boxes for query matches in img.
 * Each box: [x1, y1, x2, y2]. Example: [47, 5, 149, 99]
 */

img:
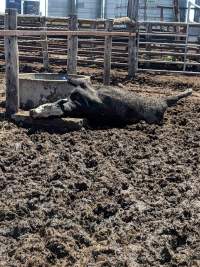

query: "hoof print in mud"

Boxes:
[46, 241, 73, 261]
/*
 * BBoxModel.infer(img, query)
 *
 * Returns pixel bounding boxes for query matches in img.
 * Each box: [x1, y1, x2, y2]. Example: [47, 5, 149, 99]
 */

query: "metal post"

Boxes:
[184, 1, 200, 71]
[100, 0, 104, 18]
[21, 0, 24, 15]
[45, 0, 47, 17]
[183, 2, 191, 71]
[71, 0, 76, 15]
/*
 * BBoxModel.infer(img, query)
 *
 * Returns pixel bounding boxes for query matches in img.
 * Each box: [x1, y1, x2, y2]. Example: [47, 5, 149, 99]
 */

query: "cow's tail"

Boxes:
[165, 89, 193, 107]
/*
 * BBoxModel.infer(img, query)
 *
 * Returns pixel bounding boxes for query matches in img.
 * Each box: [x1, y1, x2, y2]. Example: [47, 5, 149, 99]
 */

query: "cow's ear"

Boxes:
[70, 91, 88, 107]
[80, 81, 87, 89]
[56, 99, 68, 106]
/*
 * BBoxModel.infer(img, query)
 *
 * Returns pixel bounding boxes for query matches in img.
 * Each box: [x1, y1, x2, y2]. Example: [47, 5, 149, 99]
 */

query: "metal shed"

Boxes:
[104, 0, 128, 19]
[48, 0, 103, 18]
[23, 0, 40, 15]
[6, 0, 22, 14]
[104, 0, 187, 22]
[76, 0, 103, 19]
[47, 0, 187, 21]
[48, 0, 71, 17]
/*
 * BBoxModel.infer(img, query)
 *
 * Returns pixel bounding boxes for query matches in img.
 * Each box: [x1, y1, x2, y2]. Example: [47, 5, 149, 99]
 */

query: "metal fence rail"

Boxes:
[137, 18, 200, 74]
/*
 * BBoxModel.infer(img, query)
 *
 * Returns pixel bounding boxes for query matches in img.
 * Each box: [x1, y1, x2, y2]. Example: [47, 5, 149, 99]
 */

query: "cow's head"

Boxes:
[30, 100, 65, 119]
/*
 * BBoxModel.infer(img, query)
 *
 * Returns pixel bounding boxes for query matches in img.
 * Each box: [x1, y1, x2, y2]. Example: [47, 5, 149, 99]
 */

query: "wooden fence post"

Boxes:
[4, 8, 19, 116]
[104, 19, 113, 85]
[40, 16, 49, 71]
[67, 14, 78, 74]
[128, 25, 137, 78]
[128, 0, 139, 78]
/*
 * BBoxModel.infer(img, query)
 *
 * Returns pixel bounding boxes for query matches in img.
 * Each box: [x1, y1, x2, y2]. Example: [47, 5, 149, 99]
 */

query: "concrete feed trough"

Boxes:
[19, 73, 91, 109]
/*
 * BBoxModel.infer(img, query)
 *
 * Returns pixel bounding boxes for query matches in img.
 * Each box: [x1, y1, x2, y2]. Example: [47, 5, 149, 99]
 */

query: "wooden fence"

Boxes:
[0, 13, 136, 74]
[0, 12, 200, 76]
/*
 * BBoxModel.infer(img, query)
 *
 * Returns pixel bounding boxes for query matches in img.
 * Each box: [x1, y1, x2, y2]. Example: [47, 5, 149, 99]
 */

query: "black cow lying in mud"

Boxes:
[30, 78, 192, 126]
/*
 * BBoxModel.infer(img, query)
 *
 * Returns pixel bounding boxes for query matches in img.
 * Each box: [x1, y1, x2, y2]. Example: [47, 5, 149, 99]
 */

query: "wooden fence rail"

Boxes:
[0, 30, 135, 37]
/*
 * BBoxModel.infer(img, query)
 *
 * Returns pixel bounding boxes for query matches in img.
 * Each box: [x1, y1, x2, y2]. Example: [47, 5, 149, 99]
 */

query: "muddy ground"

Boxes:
[0, 69, 200, 267]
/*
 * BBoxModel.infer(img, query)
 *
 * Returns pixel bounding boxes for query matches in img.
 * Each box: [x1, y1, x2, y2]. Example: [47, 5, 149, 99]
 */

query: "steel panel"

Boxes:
[48, 0, 103, 19]
[23, 0, 40, 15]
[6, 0, 22, 14]
[48, 0, 71, 17]
[104, 0, 187, 22]
[77, 0, 102, 19]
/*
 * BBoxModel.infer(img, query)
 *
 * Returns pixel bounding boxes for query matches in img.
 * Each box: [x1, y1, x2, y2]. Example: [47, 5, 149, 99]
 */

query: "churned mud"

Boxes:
[0, 71, 199, 267]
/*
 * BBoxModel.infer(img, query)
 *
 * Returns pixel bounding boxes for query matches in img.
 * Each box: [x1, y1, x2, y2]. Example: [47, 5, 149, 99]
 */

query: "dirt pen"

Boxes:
[0, 7, 200, 267]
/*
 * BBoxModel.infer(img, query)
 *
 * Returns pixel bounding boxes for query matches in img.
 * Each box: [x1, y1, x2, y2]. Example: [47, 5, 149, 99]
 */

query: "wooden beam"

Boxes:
[67, 14, 78, 74]
[104, 19, 113, 85]
[0, 30, 135, 37]
[12, 111, 86, 131]
[128, 0, 139, 78]
[4, 9, 19, 116]
[40, 16, 49, 71]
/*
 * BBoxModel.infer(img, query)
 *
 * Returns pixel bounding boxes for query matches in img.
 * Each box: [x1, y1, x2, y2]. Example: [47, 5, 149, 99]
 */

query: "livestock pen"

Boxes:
[1, 9, 137, 118]
[0, 3, 199, 267]
[1, 8, 200, 116]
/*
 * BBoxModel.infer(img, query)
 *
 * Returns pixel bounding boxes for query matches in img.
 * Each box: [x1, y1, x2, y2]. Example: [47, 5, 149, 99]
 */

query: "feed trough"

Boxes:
[19, 73, 91, 109]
